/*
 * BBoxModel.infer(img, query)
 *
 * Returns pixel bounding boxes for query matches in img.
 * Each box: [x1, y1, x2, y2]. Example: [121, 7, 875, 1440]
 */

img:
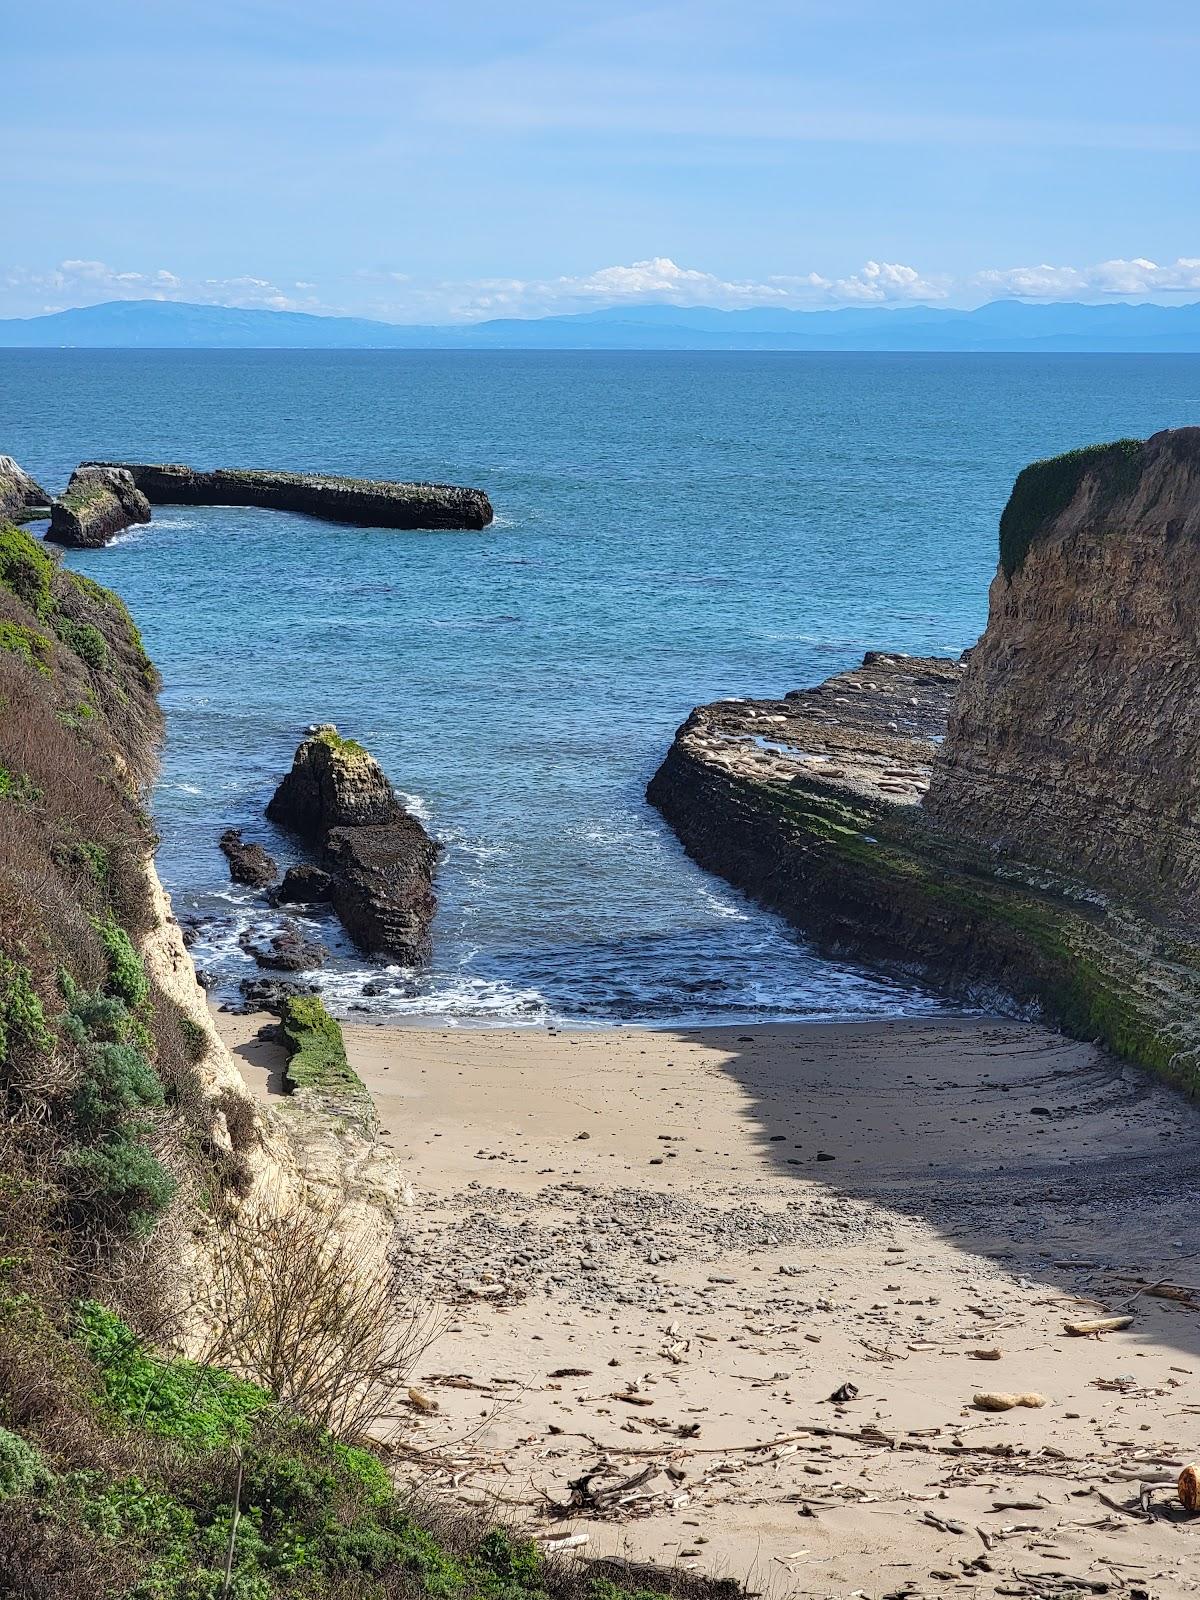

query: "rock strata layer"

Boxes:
[48, 465, 152, 548]
[86, 461, 493, 531]
[0, 454, 52, 523]
[267, 726, 437, 965]
[650, 430, 1200, 1090]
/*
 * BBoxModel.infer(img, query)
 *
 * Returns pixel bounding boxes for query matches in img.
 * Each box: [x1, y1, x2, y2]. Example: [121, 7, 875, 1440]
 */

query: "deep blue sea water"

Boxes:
[3, 350, 1199, 1024]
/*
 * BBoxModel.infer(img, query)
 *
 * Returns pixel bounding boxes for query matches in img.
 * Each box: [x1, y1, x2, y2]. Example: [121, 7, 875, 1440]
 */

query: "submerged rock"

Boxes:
[0, 455, 52, 523]
[266, 725, 438, 964]
[241, 922, 328, 972]
[648, 428, 1200, 1090]
[47, 465, 151, 548]
[219, 828, 278, 888]
[84, 461, 493, 531]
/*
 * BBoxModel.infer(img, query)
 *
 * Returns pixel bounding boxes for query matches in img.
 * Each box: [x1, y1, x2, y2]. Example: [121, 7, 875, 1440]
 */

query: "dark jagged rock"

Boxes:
[219, 827, 278, 888]
[267, 725, 407, 834]
[238, 976, 320, 1014]
[649, 429, 1200, 1091]
[325, 822, 438, 966]
[0, 455, 52, 523]
[85, 461, 493, 531]
[270, 863, 334, 904]
[266, 725, 438, 964]
[241, 922, 328, 972]
[47, 465, 151, 548]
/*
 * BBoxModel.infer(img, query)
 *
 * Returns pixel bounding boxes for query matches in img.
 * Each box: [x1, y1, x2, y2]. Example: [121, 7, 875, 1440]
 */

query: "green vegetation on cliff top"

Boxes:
[998, 437, 1144, 577]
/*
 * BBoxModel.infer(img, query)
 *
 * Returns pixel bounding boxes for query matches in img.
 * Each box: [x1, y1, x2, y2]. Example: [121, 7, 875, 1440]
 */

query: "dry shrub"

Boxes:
[192, 1188, 440, 1441]
[0, 1494, 140, 1599]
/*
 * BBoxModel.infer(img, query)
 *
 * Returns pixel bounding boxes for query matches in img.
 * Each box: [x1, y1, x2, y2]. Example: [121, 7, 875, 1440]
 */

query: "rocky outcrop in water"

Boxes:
[219, 827, 278, 888]
[271, 863, 333, 904]
[241, 922, 328, 972]
[267, 726, 438, 965]
[86, 461, 493, 531]
[47, 465, 152, 548]
[649, 430, 1200, 1090]
[0, 455, 51, 523]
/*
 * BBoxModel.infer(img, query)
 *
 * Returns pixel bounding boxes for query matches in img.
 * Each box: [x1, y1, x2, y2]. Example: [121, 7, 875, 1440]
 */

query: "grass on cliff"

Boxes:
[998, 437, 1144, 577]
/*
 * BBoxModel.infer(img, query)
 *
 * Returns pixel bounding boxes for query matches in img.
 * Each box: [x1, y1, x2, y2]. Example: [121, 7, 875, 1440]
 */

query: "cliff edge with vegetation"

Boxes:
[0, 519, 708, 1600]
[650, 428, 1200, 1090]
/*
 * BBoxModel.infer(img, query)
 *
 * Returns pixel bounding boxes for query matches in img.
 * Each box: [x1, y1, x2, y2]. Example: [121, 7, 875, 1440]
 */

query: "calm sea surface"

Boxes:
[3, 350, 1198, 1023]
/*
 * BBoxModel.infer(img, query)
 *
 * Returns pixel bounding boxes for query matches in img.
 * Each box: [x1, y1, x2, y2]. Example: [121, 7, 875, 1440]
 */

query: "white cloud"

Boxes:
[1, 259, 327, 315]
[972, 256, 1200, 300]
[5, 252, 1200, 324]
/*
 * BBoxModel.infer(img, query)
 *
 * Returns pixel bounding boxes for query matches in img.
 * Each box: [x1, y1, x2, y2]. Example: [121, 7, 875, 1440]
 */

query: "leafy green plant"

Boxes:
[0, 525, 56, 618]
[94, 916, 150, 1009]
[75, 1303, 270, 1447]
[66, 1139, 176, 1237]
[0, 619, 53, 676]
[56, 619, 110, 671]
[0, 1425, 43, 1498]
[0, 957, 52, 1064]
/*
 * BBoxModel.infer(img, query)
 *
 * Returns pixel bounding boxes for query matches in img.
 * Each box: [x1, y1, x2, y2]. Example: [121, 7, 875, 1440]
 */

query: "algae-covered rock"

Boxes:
[649, 434, 1200, 1090]
[267, 725, 406, 835]
[48, 465, 151, 548]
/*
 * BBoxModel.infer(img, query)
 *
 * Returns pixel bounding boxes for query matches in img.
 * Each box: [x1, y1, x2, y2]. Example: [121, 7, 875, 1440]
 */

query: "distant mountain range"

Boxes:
[3, 296, 1200, 351]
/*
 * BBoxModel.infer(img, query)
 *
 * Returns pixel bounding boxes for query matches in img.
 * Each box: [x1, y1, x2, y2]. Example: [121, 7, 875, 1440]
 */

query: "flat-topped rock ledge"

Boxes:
[650, 430, 1200, 1091]
[267, 725, 438, 965]
[85, 461, 494, 530]
[48, 464, 152, 548]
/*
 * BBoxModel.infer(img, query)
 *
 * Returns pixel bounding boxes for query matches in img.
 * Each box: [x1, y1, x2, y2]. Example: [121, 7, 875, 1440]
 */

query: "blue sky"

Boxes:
[4, 0, 1198, 321]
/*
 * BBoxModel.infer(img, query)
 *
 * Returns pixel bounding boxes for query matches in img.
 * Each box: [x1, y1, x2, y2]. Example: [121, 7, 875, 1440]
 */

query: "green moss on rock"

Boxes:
[999, 438, 1144, 578]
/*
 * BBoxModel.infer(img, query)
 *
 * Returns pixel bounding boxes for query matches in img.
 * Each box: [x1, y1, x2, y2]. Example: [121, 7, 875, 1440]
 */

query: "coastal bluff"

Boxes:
[649, 427, 1200, 1088]
[87, 460, 494, 530]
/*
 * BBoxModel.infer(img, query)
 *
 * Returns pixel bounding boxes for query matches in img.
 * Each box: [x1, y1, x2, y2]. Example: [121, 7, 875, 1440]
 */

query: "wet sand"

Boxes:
[216, 1011, 1200, 1596]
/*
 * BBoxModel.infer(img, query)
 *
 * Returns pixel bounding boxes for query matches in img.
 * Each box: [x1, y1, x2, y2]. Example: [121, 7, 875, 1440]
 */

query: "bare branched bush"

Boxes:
[192, 1189, 440, 1441]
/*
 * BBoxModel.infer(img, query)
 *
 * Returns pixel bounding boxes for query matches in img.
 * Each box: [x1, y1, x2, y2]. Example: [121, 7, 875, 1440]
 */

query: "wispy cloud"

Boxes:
[4, 252, 1200, 324]
[0, 260, 327, 316]
[971, 257, 1200, 300]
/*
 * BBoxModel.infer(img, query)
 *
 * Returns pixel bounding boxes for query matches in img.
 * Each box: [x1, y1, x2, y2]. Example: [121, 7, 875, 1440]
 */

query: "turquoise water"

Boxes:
[4, 350, 1199, 1023]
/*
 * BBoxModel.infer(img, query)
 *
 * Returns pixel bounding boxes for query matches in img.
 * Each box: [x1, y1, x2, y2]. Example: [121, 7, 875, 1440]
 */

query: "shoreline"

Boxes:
[215, 1007, 1200, 1595]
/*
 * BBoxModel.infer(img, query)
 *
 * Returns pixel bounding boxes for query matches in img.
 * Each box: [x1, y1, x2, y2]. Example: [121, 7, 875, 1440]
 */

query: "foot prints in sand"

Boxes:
[216, 1013, 1200, 1597]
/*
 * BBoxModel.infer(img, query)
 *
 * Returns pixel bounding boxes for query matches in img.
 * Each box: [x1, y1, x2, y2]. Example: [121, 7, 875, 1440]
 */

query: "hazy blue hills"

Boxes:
[3, 296, 1200, 351]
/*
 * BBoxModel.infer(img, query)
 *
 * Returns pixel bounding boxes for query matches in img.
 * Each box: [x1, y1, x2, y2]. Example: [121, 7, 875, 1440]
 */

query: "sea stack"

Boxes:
[267, 725, 438, 964]
[85, 461, 494, 531]
[0, 455, 52, 523]
[48, 465, 152, 548]
[649, 428, 1200, 1089]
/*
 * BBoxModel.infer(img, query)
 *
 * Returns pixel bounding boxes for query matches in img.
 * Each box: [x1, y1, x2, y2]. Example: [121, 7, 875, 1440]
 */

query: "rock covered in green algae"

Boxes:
[47, 465, 152, 548]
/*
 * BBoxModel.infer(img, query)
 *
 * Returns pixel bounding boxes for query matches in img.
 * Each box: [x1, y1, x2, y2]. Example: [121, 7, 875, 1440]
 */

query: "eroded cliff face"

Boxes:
[926, 428, 1200, 912]
[649, 429, 1200, 1089]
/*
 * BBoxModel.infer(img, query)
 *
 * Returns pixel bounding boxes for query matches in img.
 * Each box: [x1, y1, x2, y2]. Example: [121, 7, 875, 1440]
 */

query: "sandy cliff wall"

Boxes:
[650, 430, 1200, 1088]
[926, 428, 1200, 911]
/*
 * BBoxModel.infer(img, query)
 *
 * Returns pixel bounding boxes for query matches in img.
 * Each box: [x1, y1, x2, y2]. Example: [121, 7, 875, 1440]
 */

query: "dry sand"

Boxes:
[216, 1010, 1200, 1597]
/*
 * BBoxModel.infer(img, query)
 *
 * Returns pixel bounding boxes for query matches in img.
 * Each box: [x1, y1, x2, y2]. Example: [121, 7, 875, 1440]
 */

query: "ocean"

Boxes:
[3, 348, 1198, 1024]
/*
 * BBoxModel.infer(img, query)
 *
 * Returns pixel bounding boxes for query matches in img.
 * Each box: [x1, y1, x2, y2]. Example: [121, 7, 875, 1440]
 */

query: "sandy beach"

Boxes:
[216, 1010, 1200, 1597]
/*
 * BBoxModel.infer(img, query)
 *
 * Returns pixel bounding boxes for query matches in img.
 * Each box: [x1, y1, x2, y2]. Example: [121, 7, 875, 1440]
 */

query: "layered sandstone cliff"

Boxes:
[925, 429, 1200, 910]
[650, 429, 1200, 1089]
